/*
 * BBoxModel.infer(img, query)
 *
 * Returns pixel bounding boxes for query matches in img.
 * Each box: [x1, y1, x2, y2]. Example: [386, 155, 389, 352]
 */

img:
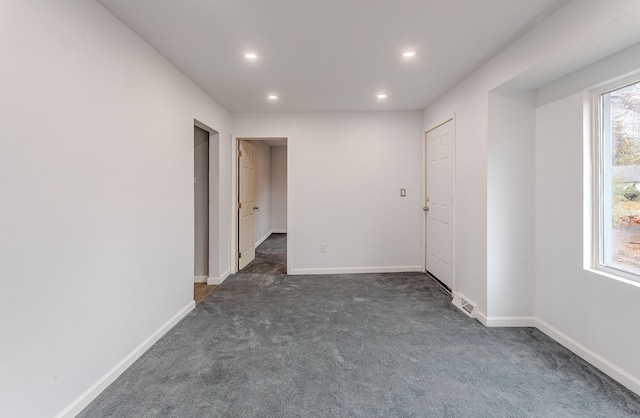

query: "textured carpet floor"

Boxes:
[79, 234, 640, 417]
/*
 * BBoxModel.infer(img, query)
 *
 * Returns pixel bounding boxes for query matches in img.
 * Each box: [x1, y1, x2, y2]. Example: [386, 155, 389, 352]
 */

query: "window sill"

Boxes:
[584, 267, 640, 289]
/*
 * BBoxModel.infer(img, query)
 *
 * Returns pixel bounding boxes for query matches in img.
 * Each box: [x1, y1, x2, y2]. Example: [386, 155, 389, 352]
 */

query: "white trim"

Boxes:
[286, 136, 292, 275]
[192, 119, 221, 298]
[464, 300, 536, 327]
[475, 309, 488, 326]
[55, 301, 195, 418]
[255, 231, 272, 247]
[484, 316, 536, 327]
[590, 73, 640, 285]
[464, 306, 640, 395]
[536, 318, 640, 397]
[255, 229, 287, 247]
[424, 112, 456, 134]
[207, 269, 230, 285]
[231, 135, 292, 276]
[290, 266, 423, 275]
[584, 267, 640, 289]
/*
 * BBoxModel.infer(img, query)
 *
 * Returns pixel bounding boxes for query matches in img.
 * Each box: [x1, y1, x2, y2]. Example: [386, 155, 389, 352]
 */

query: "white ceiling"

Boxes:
[97, 0, 567, 113]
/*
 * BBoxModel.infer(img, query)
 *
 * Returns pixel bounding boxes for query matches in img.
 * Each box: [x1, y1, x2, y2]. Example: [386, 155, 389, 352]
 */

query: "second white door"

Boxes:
[425, 119, 454, 289]
[238, 140, 256, 270]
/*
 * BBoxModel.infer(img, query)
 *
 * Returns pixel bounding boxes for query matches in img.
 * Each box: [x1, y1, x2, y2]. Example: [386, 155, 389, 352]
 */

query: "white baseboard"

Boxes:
[535, 318, 640, 397]
[452, 292, 534, 327]
[485, 316, 536, 327]
[451, 293, 536, 327]
[467, 310, 639, 396]
[475, 309, 488, 326]
[193, 275, 208, 283]
[55, 301, 195, 418]
[207, 269, 230, 285]
[255, 230, 287, 248]
[255, 231, 272, 247]
[290, 266, 424, 275]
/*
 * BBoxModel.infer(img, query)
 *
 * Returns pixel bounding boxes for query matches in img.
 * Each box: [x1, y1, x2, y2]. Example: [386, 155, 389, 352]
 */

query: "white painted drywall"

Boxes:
[487, 90, 536, 319]
[271, 146, 288, 232]
[194, 126, 209, 279]
[0, 2, 230, 417]
[423, 0, 640, 319]
[252, 141, 273, 244]
[232, 111, 424, 273]
[535, 43, 640, 395]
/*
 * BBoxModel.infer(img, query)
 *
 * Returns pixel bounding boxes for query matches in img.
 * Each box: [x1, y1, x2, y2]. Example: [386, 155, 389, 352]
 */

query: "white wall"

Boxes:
[535, 42, 640, 395]
[252, 141, 272, 244]
[423, 0, 640, 320]
[3, 1, 640, 416]
[245, 141, 286, 246]
[486, 90, 536, 321]
[0, 1, 231, 417]
[271, 146, 288, 232]
[423, 0, 640, 395]
[232, 112, 424, 274]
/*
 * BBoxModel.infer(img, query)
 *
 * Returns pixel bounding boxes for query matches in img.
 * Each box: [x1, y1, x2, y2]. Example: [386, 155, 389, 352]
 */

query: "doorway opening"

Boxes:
[424, 118, 455, 292]
[194, 122, 220, 304]
[233, 137, 289, 274]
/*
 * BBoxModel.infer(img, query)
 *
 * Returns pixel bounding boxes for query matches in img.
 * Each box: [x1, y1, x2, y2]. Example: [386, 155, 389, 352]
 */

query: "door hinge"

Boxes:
[237, 150, 242, 157]
[237, 202, 242, 209]
[238, 252, 242, 258]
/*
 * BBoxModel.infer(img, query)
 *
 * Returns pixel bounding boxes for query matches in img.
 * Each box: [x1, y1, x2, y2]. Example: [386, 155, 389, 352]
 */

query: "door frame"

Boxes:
[193, 125, 210, 283]
[194, 119, 220, 285]
[231, 135, 291, 274]
[424, 115, 456, 291]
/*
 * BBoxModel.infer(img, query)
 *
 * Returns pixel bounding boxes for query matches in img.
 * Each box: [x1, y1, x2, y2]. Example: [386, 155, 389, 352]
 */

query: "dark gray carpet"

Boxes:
[79, 234, 640, 417]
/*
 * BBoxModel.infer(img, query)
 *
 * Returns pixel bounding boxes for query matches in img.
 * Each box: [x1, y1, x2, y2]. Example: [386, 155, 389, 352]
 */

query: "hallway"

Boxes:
[240, 233, 287, 276]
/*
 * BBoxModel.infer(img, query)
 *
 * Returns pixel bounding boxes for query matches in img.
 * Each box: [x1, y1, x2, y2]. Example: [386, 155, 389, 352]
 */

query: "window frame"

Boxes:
[592, 73, 640, 284]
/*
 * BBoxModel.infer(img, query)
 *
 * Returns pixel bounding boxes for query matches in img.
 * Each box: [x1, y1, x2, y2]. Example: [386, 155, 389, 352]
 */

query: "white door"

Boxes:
[425, 119, 454, 289]
[238, 140, 256, 270]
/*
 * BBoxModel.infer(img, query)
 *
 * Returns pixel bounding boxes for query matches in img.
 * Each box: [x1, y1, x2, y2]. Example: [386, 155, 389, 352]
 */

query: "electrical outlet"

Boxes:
[320, 242, 327, 252]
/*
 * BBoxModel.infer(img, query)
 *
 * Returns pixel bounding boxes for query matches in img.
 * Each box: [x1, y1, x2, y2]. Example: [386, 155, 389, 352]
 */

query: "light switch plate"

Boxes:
[400, 189, 406, 197]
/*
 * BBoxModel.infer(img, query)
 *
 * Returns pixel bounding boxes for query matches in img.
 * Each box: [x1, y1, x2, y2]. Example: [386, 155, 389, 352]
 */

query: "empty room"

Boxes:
[2, 1, 640, 417]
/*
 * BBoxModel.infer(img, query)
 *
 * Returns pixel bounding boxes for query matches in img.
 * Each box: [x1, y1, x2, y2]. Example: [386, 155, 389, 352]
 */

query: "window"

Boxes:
[594, 76, 640, 281]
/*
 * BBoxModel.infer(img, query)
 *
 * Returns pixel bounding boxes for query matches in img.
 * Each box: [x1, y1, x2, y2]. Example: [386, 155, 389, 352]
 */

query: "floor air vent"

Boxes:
[461, 298, 474, 314]
[452, 293, 477, 318]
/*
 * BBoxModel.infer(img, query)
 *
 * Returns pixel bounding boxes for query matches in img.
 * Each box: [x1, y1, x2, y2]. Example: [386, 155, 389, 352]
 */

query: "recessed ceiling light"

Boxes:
[245, 53, 257, 59]
[377, 93, 387, 99]
[268, 95, 278, 100]
[403, 51, 416, 58]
